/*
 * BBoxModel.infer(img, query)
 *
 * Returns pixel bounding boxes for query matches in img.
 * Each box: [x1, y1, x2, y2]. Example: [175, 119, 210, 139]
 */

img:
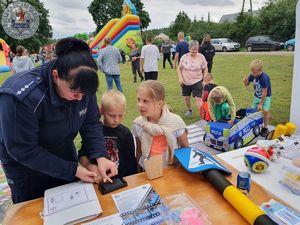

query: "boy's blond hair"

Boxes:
[210, 87, 223, 102]
[101, 90, 126, 110]
[249, 59, 263, 70]
[178, 31, 185, 39]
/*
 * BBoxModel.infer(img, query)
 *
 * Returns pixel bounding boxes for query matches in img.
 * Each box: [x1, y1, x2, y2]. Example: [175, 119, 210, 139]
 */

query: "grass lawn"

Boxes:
[0, 53, 294, 129]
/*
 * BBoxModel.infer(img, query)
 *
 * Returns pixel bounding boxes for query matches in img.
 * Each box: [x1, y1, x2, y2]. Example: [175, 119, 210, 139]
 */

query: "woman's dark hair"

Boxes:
[54, 37, 99, 95]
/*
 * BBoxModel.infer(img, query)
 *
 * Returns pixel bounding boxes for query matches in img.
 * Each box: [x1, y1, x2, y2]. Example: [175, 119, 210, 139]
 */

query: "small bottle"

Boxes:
[237, 172, 251, 195]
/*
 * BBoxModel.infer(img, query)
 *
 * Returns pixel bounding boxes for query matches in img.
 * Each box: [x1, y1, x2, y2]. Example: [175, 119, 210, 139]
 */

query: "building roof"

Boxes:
[155, 33, 169, 41]
[219, 10, 260, 23]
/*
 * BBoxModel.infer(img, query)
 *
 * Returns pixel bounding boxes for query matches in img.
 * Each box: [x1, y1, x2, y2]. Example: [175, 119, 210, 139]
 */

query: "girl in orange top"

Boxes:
[132, 80, 189, 169]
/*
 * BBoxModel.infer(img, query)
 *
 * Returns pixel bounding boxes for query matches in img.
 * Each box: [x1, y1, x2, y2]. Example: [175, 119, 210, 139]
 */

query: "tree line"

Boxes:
[0, 0, 296, 53]
[145, 0, 297, 46]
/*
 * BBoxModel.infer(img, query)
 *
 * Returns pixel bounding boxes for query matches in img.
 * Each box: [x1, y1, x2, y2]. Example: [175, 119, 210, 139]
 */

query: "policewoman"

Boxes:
[0, 38, 117, 203]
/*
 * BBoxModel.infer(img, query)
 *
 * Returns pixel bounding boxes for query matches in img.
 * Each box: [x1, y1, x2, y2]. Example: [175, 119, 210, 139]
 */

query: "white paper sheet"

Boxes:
[43, 182, 102, 225]
[112, 183, 152, 213]
[44, 186, 91, 216]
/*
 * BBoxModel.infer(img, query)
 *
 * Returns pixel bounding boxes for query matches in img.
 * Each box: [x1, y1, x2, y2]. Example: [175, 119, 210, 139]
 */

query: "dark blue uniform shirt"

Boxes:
[0, 62, 107, 181]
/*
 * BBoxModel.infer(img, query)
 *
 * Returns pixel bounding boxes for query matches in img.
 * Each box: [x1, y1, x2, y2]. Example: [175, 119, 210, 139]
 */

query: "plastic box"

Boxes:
[159, 193, 211, 225]
[279, 165, 300, 195]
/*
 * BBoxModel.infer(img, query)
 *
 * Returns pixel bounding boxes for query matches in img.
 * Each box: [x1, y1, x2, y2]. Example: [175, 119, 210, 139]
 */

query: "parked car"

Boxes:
[284, 38, 295, 51]
[211, 38, 240, 52]
[245, 36, 284, 51]
[204, 108, 263, 152]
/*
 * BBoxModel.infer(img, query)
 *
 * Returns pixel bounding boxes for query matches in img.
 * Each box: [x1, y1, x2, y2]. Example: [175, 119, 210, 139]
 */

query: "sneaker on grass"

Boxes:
[185, 110, 192, 117]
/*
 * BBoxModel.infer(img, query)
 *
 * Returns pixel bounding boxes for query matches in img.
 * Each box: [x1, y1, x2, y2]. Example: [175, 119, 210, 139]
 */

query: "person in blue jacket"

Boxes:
[0, 37, 117, 204]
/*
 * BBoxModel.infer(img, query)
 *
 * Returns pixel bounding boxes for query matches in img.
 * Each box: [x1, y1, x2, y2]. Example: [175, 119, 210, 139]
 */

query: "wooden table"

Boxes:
[3, 165, 272, 225]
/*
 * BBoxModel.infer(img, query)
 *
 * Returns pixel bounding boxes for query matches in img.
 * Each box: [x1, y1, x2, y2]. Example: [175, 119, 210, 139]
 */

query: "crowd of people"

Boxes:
[0, 32, 272, 204]
[8, 45, 55, 75]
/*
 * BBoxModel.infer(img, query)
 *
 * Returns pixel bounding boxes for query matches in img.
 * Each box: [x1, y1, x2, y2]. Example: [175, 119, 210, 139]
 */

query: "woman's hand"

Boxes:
[96, 157, 118, 183]
[179, 79, 184, 86]
[75, 166, 98, 183]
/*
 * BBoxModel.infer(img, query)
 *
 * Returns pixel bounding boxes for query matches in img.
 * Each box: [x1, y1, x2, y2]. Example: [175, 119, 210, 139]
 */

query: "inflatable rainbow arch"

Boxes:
[89, 0, 142, 58]
[0, 38, 11, 73]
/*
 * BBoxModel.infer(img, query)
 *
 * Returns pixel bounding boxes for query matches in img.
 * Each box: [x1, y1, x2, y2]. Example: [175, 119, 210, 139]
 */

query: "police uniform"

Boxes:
[0, 62, 108, 203]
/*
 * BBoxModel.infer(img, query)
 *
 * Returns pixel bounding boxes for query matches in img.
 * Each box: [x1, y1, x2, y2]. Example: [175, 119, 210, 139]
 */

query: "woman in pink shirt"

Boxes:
[177, 40, 208, 117]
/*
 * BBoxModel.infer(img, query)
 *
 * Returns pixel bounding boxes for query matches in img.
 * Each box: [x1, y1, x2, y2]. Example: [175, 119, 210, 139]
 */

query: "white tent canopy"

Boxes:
[154, 33, 169, 41]
[290, 1, 300, 133]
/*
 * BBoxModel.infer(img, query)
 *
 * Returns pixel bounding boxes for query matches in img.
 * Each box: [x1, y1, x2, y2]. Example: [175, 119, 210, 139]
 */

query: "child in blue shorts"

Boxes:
[243, 59, 272, 137]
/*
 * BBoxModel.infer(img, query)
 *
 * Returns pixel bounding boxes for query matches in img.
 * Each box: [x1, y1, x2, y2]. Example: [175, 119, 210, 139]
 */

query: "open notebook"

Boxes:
[43, 181, 102, 225]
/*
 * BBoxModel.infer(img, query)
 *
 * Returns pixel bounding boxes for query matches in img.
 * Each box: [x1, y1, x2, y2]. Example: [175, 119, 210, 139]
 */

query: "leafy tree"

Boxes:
[74, 33, 89, 41]
[88, 0, 151, 32]
[169, 11, 191, 39]
[131, 0, 150, 31]
[145, 0, 297, 45]
[0, 0, 53, 53]
[259, 0, 297, 41]
[229, 12, 260, 46]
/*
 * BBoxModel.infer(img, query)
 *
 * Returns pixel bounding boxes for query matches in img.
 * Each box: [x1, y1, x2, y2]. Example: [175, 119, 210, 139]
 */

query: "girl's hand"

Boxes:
[75, 166, 97, 183]
[86, 164, 102, 183]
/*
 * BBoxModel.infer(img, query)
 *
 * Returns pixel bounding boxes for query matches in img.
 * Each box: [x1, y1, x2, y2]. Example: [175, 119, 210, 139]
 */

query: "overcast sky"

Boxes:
[41, 0, 266, 39]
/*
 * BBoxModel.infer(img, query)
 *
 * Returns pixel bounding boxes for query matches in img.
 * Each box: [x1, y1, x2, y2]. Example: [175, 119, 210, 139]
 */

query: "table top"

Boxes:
[3, 164, 272, 225]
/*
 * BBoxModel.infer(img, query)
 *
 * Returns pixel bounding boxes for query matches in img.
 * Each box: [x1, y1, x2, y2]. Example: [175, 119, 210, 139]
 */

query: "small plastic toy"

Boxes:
[272, 122, 297, 139]
[244, 147, 271, 173]
[257, 135, 300, 160]
[256, 140, 281, 161]
[279, 165, 300, 195]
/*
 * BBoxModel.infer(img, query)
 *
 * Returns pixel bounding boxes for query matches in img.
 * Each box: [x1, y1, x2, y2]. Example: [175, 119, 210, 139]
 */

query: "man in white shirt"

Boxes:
[140, 36, 160, 80]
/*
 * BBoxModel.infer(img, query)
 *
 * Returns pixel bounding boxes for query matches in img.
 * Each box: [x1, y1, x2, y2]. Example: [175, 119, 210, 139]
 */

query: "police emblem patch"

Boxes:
[1, 2, 40, 40]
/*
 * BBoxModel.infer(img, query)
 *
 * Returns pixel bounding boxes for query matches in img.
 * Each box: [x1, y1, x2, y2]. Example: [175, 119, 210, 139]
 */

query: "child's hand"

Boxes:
[195, 97, 203, 108]
[228, 119, 235, 125]
[75, 166, 98, 183]
[257, 103, 263, 111]
[86, 164, 102, 183]
[243, 75, 249, 86]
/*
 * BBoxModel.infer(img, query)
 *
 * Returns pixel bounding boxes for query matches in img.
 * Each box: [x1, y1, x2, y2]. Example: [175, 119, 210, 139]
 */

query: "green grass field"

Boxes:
[0, 54, 294, 129]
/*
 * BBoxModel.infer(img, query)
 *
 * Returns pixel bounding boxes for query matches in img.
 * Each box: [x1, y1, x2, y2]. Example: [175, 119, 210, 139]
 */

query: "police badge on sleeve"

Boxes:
[1, 2, 40, 40]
